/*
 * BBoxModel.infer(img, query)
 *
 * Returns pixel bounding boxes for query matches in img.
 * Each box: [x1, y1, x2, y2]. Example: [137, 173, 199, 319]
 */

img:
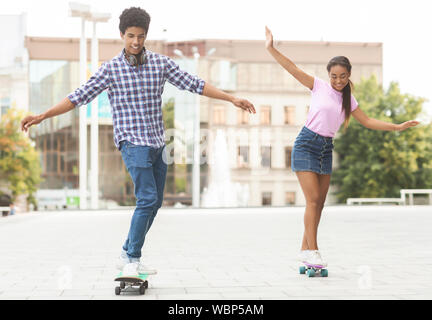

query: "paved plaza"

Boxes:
[0, 205, 431, 300]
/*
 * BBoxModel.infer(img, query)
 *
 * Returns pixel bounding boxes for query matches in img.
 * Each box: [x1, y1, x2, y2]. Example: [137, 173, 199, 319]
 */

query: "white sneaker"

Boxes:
[116, 253, 130, 271]
[304, 250, 328, 268]
[136, 263, 157, 275]
[298, 250, 312, 263]
[116, 252, 157, 275]
[122, 262, 139, 277]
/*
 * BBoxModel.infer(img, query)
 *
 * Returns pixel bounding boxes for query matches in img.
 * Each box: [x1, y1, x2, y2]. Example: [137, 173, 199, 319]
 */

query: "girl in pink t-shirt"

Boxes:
[265, 26, 419, 269]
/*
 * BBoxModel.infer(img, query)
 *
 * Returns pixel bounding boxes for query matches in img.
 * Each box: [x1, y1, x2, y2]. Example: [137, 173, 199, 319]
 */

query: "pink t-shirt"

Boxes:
[305, 77, 358, 137]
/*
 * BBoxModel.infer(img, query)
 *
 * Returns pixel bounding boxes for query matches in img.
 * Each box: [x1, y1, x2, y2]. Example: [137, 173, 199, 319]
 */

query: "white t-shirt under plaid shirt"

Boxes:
[67, 49, 205, 149]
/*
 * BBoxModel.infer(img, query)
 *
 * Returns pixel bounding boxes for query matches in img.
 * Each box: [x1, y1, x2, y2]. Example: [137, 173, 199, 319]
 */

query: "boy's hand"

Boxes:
[21, 114, 43, 132]
[232, 98, 256, 114]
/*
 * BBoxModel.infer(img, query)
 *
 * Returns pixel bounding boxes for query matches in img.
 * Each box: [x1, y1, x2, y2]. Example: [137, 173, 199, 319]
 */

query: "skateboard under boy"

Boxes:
[114, 272, 149, 295]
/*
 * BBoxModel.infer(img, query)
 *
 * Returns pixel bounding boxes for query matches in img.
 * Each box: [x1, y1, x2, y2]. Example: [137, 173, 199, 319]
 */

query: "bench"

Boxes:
[1, 206, 11, 217]
[400, 189, 432, 205]
[347, 189, 432, 205]
[346, 198, 404, 205]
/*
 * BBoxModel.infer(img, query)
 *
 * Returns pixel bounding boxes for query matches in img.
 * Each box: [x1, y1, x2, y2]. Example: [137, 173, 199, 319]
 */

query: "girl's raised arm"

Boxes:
[265, 26, 314, 90]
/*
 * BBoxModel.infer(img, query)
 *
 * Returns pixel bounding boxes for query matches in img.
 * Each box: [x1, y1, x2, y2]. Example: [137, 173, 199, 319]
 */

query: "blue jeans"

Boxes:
[119, 141, 167, 260]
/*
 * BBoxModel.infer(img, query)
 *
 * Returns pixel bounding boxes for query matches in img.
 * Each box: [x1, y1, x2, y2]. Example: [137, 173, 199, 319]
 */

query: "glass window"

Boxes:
[286, 192, 296, 205]
[238, 146, 249, 168]
[213, 105, 226, 125]
[262, 192, 272, 206]
[237, 109, 249, 125]
[285, 147, 292, 168]
[284, 106, 296, 125]
[260, 105, 271, 125]
[261, 146, 271, 168]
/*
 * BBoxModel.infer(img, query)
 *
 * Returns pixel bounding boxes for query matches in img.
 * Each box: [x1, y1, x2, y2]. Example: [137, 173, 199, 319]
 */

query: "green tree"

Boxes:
[332, 76, 432, 203]
[0, 108, 42, 205]
[162, 98, 175, 132]
[162, 98, 177, 196]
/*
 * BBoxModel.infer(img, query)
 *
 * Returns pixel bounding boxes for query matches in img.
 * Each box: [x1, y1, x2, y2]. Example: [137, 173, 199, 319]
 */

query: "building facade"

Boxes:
[0, 13, 29, 116]
[25, 36, 382, 207]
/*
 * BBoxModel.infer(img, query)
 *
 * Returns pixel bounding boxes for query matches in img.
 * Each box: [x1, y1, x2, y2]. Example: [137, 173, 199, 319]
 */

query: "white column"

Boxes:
[192, 95, 200, 207]
[192, 58, 200, 207]
[79, 17, 88, 209]
[90, 21, 99, 209]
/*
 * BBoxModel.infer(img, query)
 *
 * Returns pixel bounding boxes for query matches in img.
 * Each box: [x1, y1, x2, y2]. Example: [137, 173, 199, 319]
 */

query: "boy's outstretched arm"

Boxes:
[21, 97, 75, 132]
[202, 82, 256, 114]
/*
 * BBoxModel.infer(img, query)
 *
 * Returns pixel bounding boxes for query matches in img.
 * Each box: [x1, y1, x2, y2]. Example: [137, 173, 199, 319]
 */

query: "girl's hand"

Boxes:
[265, 26, 273, 49]
[396, 120, 420, 131]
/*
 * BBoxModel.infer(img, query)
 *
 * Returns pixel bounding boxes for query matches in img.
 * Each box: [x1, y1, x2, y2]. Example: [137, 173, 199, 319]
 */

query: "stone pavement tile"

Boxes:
[221, 290, 290, 299]
[93, 281, 116, 290]
[47, 296, 95, 300]
[176, 273, 208, 282]
[345, 287, 419, 297]
[231, 279, 273, 287]
[180, 279, 211, 287]
[185, 286, 249, 294]
[27, 290, 65, 299]
[286, 295, 400, 300]
[1, 295, 30, 300]
[397, 294, 432, 300]
[158, 293, 224, 300]
[1, 282, 38, 292]
[145, 287, 186, 296]
[196, 268, 231, 277]
[92, 294, 157, 300]
[0, 288, 33, 299]
[151, 279, 187, 288]
[93, 287, 156, 299]
[207, 279, 243, 287]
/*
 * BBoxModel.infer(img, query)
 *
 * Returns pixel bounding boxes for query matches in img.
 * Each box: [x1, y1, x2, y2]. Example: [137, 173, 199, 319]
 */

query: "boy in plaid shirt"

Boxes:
[21, 7, 255, 276]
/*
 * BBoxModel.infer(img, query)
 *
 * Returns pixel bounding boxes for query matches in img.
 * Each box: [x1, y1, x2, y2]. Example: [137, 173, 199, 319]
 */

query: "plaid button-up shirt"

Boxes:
[68, 49, 205, 149]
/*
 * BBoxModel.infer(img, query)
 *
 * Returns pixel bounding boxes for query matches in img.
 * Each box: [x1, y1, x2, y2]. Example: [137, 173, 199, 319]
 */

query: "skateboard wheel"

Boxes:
[299, 266, 306, 274]
[115, 286, 121, 295]
[321, 269, 328, 277]
[139, 285, 145, 295]
[144, 280, 149, 289]
[120, 281, 126, 289]
[307, 269, 315, 277]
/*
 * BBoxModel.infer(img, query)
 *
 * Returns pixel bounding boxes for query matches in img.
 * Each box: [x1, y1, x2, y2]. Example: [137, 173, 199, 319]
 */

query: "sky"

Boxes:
[1, 0, 431, 120]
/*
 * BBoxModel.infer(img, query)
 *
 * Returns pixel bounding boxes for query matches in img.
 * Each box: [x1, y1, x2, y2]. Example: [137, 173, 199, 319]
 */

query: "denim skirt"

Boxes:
[291, 126, 334, 175]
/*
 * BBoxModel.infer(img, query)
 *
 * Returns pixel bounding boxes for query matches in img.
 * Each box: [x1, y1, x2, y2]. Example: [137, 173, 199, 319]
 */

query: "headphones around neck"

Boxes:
[124, 48, 147, 67]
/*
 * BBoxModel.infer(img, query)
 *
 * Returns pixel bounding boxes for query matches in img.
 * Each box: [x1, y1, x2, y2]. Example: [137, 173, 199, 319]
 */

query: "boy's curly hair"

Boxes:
[119, 7, 151, 34]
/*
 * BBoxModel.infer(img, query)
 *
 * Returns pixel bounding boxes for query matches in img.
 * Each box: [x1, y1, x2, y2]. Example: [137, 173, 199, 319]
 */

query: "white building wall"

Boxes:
[0, 13, 29, 115]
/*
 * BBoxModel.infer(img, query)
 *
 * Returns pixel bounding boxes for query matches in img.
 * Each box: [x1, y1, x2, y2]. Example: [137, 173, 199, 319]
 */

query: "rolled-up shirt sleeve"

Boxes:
[68, 62, 110, 107]
[164, 56, 205, 95]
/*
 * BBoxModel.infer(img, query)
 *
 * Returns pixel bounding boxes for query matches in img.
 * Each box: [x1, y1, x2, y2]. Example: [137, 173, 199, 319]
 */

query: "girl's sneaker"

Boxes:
[298, 250, 312, 263]
[305, 250, 328, 268]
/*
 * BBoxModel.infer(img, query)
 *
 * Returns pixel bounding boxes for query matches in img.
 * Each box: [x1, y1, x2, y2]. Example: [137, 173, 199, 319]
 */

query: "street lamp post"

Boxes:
[69, 2, 91, 210]
[69, 2, 110, 210]
[174, 47, 215, 208]
[88, 11, 110, 210]
[191, 47, 201, 208]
